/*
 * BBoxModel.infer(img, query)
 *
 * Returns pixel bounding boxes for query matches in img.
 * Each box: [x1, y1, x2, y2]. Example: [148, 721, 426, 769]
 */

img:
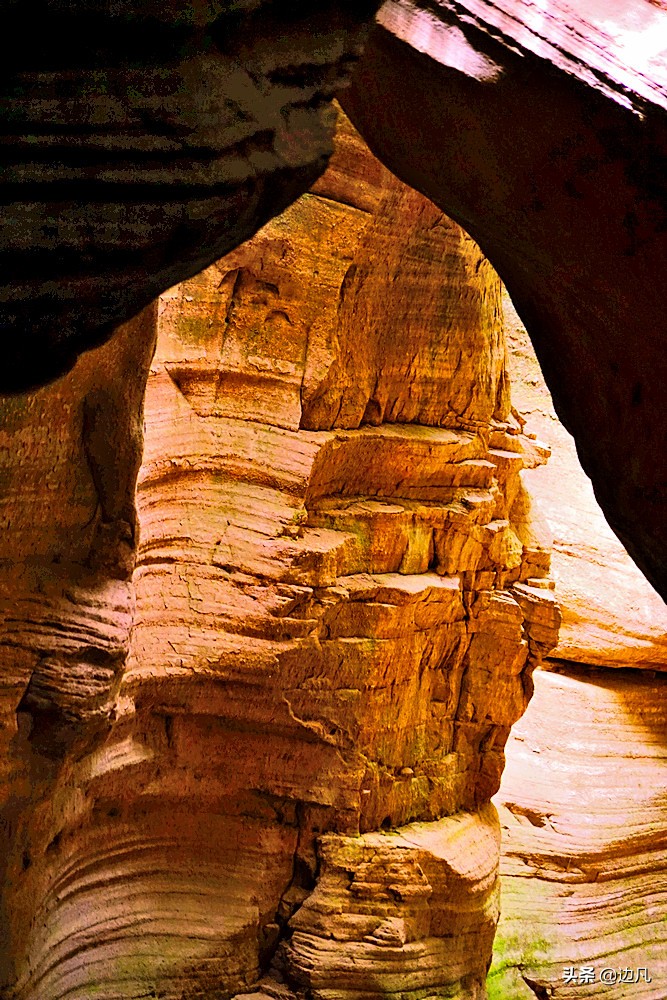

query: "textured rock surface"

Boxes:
[121, 109, 557, 999]
[0, 305, 157, 990]
[281, 806, 500, 999]
[2, 9, 665, 994]
[155, 107, 510, 436]
[0, 112, 559, 999]
[504, 291, 667, 669]
[490, 665, 667, 999]
[0, 0, 379, 392]
[342, 0, 667, 600]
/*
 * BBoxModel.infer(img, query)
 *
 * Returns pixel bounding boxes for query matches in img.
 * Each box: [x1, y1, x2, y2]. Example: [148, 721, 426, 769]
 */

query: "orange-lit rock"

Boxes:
[342, 0, 667, 602]
[280, 805, 500, 999]
[111, 108, 557, 999]
[486, 296, 667, 999]
[156, 109, 510, 436]
[0, 110, 558, 999]
[0, 305, 156, 992]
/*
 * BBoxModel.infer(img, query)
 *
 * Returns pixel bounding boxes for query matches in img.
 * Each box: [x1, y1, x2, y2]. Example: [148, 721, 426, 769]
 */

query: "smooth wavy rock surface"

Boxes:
[490, 665, 667, 999]
[504, 292, 667, 669]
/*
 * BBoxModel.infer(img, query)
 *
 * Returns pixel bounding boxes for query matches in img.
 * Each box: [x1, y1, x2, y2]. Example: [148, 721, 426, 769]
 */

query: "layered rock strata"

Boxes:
[0, 111, 559, 999]
[125, 108, 559, 1000]
[1, 1, 665, 611]
[503, 291, 667, 670]
[0, 305, 157, 991]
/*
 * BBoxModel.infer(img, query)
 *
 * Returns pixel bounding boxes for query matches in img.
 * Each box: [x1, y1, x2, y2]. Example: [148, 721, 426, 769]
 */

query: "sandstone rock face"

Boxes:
[155, 108, 510, 437]
[490, 666, 667, 1000]
[281, 806, 500, 999]
[122, 109, 558, 999]
[342, 0, 667, 601]
[0, 0, 379, 392]
[2, 0, 665, 616]
[0, 111, 559, 999]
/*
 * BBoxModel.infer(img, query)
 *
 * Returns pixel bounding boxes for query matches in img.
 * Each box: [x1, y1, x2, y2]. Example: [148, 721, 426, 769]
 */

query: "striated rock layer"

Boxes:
[503, 291, 667, 670]
[0, 110, 558, 999]
[488, 298, 667, 998]
[0, 305, 157, 991]
[490, 666, 667, 1000]
[0, 0, 665, 617]
[125, 107, 558, 1000]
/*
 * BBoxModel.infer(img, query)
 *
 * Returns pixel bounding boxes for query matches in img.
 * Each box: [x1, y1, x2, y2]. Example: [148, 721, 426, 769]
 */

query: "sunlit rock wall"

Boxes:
[504, 294, 667, 671]
[122, 107, 558, 1000]
[490, 667, 667, 1000]
[0, 109, 559, 999]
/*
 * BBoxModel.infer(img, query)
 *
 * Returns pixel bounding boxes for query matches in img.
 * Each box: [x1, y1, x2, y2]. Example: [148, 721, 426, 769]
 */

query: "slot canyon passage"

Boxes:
[1, 5, 667, 1000]
[1, 103, 666, 1000]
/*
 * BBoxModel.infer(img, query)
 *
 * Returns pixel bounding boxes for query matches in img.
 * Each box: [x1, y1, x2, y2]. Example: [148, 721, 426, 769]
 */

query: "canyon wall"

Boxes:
[0, 110, 560, 999]
[1, 0, 380, 392]
[2, 0, 666, 607]
[488, 301, 667, 999]
[0, 305, 157, 992]
[491, 665, 667, 1000]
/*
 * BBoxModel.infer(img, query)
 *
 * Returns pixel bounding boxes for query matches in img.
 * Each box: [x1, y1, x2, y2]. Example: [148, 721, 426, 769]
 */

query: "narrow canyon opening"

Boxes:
[1, 101, 665, 1000]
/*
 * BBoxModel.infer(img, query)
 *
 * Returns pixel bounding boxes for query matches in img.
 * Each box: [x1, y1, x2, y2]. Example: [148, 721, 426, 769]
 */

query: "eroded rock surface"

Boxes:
[0, 111, 559, 999]
[1, 0, 666, 613]
[0, 305, 157, 991]
[504, 292, 667, 669]
[488, 297, 667, 997]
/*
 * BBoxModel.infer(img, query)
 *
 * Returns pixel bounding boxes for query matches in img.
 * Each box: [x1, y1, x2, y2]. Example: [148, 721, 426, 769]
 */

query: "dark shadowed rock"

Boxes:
[0, 0, 380, 392]
[341, 0, 667, 601]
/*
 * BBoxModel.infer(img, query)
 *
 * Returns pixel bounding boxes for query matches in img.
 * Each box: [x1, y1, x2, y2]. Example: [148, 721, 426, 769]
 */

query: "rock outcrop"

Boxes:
[0, 110, 559, 999]
[0, 305, 157, 991]
[342, 0, 667, 601]
[3, 7, 667, 996]
[503, 292, 667, 670]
